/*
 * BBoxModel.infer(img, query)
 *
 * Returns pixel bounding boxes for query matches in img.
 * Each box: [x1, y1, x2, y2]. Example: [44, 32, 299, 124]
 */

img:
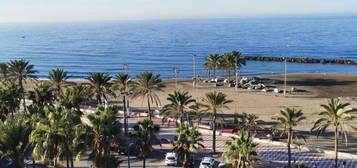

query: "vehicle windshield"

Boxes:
[202, 162, 211, 166]
[167, 157, 176, 160]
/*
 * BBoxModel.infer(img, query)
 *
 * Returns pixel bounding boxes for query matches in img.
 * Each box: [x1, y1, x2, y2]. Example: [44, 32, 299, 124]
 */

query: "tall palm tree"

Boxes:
[223, 131, 257, 168]
[112, 73, 131, 135]
[272, 107, 306, 168]
[219, 53, 235, 80]
[30, 106, 64, 167]
[200, 91, 233, 153]
[230, 51, 246, 82]
[0, 80, 21, 118]
[0, 118, 32, 168]
[311, 99, 357, 168]
[132, 119, 160, 168]
[58, 109, 81, 168]
[160, 90, 196, 125]
[173, 124, 204, 167]
[131, 72, 165, 120]
[48, 68, 69, 97]
[206, 53, 221, 77]
[8, 59, 37, 112]
[219, 51, 246, 81]
[85, 72, 112, 105]
[76, 105, 122, 168]
[59, 84, 88, 114]
[204, 61, 213, 79]
[235, 112, 263, 137]
[28, 82, 54, 108]
[0, 63, 9, 79]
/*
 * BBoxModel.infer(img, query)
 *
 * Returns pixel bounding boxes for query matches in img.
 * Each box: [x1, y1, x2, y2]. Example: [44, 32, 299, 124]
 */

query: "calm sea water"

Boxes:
[1, 16, 357, 79]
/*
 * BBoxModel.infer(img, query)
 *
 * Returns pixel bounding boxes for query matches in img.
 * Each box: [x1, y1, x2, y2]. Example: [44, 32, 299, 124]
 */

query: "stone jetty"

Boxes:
[243, 56, 357, 65]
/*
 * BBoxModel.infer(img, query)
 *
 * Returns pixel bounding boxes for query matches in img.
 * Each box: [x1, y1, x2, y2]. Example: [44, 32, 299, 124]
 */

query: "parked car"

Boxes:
[165, 152, 178, 166]
[217, 161, 233, 168]
[199, 157, 215, 168]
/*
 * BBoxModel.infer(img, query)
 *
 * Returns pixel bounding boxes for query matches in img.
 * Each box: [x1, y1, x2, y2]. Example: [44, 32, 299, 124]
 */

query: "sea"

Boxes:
[1, 15, 357, 79]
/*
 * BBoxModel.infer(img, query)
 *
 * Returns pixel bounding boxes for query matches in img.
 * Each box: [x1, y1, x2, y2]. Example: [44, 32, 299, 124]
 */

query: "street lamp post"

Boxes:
[121, 91, 131, 135]
[173, 67, 178, 89]
[123, 64, 128, 74]
[192, 54, 197, 89]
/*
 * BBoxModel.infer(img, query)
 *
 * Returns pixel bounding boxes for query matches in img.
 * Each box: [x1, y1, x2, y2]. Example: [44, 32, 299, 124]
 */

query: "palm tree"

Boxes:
[8, 59, 37, 112]
[311, 99, 357, 168]
[85, 72, 112, 105]
[112, 73, 131, 135]
[204, 61, 213, 79]
[48, 68, 69, 98]
[160, 90, 196, 125]
[132, 119, 160, 168]
[200, 91, 233, 153]
[219, 51, 245, 81]
[30, 106, 64, 167]
[223, 131, 257, 168]
[235, 112, 262, 137]
[272, 107, 306, 168]
[0, 118, 32, 168]
[59, 84, 88, 114]
[28, 82, 54, 108]
[173, 124, 204, 167]
[204, 53, 221, 78]
[76, 105, 122, 168]
[230, 51, 245, 79]
[58, 109, 81, 168]
[131, 72, 165, 120]
[0, 80, 21, 117]
[0, 63, 9, 79]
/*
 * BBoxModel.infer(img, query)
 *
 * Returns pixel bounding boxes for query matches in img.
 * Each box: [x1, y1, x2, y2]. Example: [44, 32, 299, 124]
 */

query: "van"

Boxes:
[165, 152, 178, 166]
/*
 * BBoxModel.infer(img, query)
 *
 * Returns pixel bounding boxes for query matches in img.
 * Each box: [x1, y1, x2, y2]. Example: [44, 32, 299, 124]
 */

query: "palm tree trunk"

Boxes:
[334, 125, 339, 168]
[208, 70, 211, 79]
[143, 157, 146, 168]
[66, 156, 70, 168]
[96, 94, 102, 105]
[19, 78, 26, 113]
[147, 98, 152, 121]
[228, 69, 231, 81]
[70, 157, 74, 168]
[212, 109, 217, 153]
[213, 67, 216, 78]
[288, 128, 292, 168]
[123, 96, 128, 135]
[180, 114, 184, 125]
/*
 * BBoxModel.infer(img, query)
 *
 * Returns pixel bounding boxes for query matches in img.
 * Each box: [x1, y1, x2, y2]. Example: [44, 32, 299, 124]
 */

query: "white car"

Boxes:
[165, 152, 178, 166]
[199, 157, 215, 168]
[218, 161, 232, 168]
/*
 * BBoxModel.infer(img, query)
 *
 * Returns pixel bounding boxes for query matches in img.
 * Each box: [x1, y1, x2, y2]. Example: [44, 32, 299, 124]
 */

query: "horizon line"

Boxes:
[1, 12, 356, 25]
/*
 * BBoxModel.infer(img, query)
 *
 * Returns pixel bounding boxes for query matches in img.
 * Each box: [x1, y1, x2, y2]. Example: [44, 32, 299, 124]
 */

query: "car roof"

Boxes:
[202, 157, 214, 162]
[166, 152, 177, 157]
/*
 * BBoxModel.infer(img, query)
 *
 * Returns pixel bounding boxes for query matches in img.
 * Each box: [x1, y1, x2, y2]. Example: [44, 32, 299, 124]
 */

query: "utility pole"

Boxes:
[284, 57, 287, 97]
[173, 67, 178, 89]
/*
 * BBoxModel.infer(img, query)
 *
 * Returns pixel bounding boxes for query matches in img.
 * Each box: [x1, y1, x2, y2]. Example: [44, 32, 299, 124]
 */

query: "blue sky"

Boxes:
[0, 0, 357, 23]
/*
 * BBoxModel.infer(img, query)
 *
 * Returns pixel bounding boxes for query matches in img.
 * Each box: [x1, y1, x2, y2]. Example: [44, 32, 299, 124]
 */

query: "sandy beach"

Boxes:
[25, 73, 357, 154]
